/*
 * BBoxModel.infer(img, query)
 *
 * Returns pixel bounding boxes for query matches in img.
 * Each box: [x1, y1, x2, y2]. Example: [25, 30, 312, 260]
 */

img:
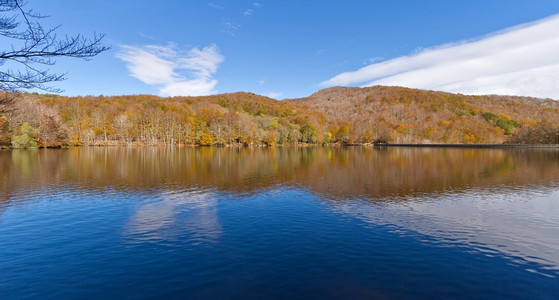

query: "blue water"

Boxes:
[1, 147, 558, 299]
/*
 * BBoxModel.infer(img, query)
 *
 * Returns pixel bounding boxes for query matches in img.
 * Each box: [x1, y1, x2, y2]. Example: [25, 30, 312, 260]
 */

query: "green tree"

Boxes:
[323, 131, 332, 144]
[12, 122, 38, 148]
[300, 124, 317, 143]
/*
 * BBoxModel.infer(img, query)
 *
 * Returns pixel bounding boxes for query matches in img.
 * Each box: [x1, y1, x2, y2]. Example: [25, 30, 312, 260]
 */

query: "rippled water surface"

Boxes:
[1, 147, 559, 299]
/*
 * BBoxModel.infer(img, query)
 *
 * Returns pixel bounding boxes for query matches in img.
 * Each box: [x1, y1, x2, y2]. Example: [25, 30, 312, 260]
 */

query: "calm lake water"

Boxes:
[1, 146, 558, 299]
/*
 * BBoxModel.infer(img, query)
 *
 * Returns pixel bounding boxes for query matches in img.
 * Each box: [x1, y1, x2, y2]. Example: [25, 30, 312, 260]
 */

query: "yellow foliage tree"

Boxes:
[199, 131, 215, 146]
[264, 130, 276, 146]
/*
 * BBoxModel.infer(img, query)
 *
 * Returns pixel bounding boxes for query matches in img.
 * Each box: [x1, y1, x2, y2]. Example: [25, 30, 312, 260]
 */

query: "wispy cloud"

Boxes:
[362, 57, 383, 65]
[208, 3, 224, 10]
[243, 2, 262, 17]
[314, 49, 327, 56]
[321, 14, 559, 99]
[117, 44, 225, 96]
[137, 32, 155, 40]
[222, 21, 241, 36]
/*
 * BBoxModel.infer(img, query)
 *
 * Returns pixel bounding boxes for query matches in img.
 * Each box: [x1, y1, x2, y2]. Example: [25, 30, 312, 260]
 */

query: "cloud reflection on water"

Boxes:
[124, 189, 222, 244]
[328, 187, 559, 276]
[1, 147, 559, 276]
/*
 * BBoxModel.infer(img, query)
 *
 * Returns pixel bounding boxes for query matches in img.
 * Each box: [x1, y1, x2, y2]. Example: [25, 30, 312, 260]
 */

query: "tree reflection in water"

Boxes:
[1, 146, 558, 275]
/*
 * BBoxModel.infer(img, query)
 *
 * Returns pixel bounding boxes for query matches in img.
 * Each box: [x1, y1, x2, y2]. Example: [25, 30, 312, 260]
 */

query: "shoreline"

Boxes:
[372, 143, 559, 149]
[2, 143, 559, 150]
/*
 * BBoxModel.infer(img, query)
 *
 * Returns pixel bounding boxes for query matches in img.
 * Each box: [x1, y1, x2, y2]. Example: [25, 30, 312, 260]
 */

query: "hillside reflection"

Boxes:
[2, 146, 559, 274]
[1, 146, 559, 203]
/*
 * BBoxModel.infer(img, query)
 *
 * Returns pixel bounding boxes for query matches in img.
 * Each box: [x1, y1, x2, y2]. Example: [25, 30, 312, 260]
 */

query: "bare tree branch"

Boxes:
[0, 0, 110, 93]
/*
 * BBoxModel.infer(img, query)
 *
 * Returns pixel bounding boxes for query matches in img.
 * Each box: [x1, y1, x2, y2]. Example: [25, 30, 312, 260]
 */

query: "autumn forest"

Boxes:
[1, 86, 558, 148]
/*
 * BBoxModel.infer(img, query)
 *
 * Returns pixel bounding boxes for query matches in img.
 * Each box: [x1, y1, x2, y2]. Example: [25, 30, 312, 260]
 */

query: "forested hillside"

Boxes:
[0, 86, 558, 148]
[287, 86, 559, 144]
[0, 92, 325, 148]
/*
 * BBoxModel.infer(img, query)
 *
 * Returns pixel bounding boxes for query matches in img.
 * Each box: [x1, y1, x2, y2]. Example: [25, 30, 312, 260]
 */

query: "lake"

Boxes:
[1, 146, 558, 299]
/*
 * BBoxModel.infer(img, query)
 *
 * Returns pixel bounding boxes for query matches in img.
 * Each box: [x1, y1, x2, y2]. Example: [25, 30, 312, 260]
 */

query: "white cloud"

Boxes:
[253, 2, 261, 8]
[117, 44, 225, 96]
[160, 79, 218, 97]
[266, 92, 283, 99]
[117, 46, 176, 85]
[179, 45, 224, 77]
[321, 14, 559, 99]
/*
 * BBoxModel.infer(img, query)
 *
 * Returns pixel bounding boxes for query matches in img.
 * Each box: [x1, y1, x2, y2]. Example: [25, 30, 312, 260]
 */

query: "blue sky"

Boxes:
[24, 0, 559, 99]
